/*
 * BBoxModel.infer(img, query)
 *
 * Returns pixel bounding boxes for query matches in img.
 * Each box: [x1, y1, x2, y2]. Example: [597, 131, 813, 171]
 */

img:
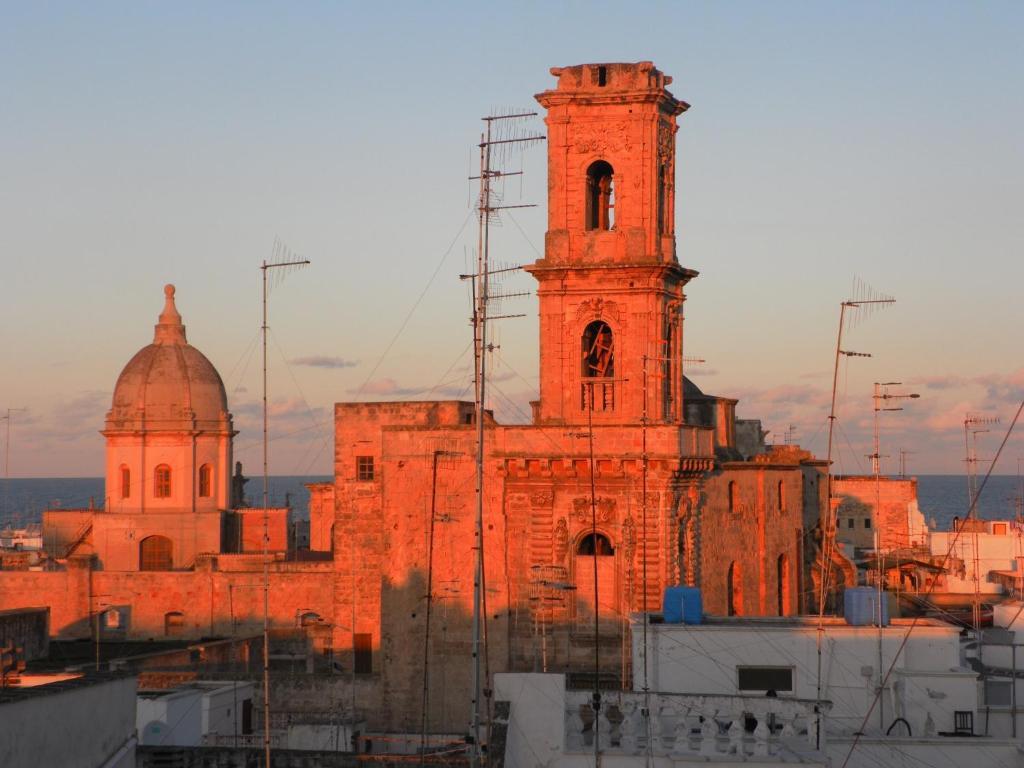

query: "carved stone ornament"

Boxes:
[553, 518, 569, 562]
[574, 121, 632, 155]
[657, 120, 675, 162]
[530, 490, 554, 507]
[572, 496, 616, 524]
[622, 514, 636, 559]
[575, 297, 622, 323]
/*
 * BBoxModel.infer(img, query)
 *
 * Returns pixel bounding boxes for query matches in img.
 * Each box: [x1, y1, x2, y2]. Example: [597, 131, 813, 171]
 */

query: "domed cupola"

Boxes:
[101, 284, 236, 536]
[105, 285, 233, 434]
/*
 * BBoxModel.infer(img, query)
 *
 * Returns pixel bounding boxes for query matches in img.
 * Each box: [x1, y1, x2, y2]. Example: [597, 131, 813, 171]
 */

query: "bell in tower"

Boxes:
[527, 62, 698, 426]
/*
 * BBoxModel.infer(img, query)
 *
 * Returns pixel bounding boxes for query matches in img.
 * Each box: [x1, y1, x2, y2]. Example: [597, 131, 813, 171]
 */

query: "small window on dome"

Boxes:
[198, 464, 212, 498]
[155, 464, 172, 498]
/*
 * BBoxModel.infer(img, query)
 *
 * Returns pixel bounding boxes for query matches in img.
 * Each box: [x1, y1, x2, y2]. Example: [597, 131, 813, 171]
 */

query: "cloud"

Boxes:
[351, 377, 422, 397]
[974, 369, 1024, 404]
[291, 355, 359, 369]
[908, 375, 970, 391]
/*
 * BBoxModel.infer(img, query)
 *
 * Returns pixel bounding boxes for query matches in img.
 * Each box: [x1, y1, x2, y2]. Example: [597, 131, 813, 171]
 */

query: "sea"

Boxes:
[0, 476, 330, 528]
[1, 474, 1021, 531]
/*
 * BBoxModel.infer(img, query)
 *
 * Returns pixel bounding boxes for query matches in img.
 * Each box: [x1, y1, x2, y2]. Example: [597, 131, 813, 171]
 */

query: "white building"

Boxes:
[0, 672, 137, 768]
[137, 680, 254, 747]
[931, 520, 1024, 596]
[496, 612, 1024, 768]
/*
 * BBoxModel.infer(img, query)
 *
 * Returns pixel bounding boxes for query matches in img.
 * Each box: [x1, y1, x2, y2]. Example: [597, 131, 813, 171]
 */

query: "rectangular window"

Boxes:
[121, 467, 130, 499]
[354, 633, 373, 674]
[993, 523, 1009, 535]
[864, 518, 872, 529]
[356, 456, 375, 482]
[985, 680, 1012, 707]
[847, 518, 854, 529]
[738, 666, 793, 692]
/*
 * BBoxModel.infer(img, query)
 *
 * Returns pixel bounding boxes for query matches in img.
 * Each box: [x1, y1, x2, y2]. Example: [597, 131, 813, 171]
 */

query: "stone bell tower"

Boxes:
[528, 62, 697, 426]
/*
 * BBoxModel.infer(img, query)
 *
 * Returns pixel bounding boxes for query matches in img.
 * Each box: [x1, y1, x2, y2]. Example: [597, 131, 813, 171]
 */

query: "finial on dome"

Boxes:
[154, 283, 187, 344]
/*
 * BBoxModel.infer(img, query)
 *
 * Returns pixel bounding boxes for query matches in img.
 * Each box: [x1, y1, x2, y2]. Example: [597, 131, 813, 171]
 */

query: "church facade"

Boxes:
[0, 61, 828, 733]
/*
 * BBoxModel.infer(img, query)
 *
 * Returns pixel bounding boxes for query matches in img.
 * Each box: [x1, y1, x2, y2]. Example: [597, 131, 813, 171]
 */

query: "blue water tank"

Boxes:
[844, 587, 890, 626]
[663, 586, 703, 625]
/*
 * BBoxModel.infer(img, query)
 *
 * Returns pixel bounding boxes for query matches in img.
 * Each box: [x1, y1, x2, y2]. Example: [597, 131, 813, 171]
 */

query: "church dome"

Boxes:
[105, 285, 232, 433]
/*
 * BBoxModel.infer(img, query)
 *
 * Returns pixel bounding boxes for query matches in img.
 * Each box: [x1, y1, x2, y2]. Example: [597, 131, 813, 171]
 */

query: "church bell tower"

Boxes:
[528, 61, 697, 426]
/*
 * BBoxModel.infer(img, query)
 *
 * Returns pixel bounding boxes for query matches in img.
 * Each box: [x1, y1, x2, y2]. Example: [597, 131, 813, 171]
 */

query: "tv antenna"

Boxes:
[259, 240, 310, 768]
[815, 279, 894, 747]
[898, 449, 916, 478]
[1, 408, 26, 524]
[462, 109, 543, 768]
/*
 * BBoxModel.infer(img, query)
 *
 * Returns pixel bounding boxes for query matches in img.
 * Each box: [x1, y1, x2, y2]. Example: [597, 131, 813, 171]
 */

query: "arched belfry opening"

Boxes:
[582, 321, 614, 378]
[585, 160, 614, 231]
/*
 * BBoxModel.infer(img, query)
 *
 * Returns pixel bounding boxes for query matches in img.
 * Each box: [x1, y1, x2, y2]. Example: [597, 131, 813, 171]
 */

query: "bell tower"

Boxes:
[528, 62, 697, 425]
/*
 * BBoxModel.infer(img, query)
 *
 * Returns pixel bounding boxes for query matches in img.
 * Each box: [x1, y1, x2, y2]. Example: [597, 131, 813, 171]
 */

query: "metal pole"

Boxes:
[470, 124, 490, 768]
[261, 260, 271, 768]
[641, 355, 653, 764]
[1013, 644, 1018, 738]
[420, 451, 441, 765]
[587, 382, 601, 766]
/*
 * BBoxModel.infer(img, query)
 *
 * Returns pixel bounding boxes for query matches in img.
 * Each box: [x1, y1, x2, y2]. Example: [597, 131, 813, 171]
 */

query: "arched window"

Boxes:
[777, 480, 785, 512]
[103, 609, 121, 630]
[777, 553, 791, 616]
[728, 481, 738, 514]
[120, 465, 130, 499]
[164, 611, 185, 637]
[577, 533, 615, 556]
[728, 561, 743, 616]
[198, 464, 212, 498]
[140, 535, 173, 571]
[582, 321, 614, 378]
[154, 464, 172, 498]
[585, 161, 614, 231]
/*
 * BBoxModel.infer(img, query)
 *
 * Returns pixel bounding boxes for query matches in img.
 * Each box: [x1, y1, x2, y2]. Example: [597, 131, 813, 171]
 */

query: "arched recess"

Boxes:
[154, 464, 172, 498]
[727, 561, 743, 616]
[577, 532, 615, 556]
[198, 464, 212, 498]
[140, 535, 173, 571]
[164, 611, 185, 637]
[119, 465, 130, 499]
[777, 553, 791, 616]
[585, 160, 614, 230]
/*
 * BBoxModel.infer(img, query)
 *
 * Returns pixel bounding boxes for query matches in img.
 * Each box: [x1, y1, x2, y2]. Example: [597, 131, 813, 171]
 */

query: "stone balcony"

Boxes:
[564, 690, 830, 761]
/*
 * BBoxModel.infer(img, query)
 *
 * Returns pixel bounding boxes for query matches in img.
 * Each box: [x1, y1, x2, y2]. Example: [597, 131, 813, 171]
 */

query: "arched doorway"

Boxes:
[575, 532, 617, 619]
[140, 535, 173, 571]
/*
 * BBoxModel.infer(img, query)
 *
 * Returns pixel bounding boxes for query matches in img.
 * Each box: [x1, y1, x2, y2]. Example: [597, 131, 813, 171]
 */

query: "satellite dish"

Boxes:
[142, 721, 167, 745]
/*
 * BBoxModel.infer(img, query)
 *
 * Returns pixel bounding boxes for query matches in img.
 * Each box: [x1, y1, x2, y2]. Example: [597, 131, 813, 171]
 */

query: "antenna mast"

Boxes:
[260, 244, 310, 768]
[1, 408, 26, 525]
[464, 111, 542, 768]
[814, 281, 893, 748]
[964, 413, 999, 631]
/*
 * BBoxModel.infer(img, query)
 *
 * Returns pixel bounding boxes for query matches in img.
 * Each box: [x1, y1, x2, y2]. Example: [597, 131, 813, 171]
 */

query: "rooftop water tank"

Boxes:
[663, 586, 703, 625]
[844, 587, 890, 627]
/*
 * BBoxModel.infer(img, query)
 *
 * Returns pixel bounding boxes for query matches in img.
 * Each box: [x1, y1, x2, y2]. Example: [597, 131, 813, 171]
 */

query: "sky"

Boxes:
[1, 1, 1022, 478]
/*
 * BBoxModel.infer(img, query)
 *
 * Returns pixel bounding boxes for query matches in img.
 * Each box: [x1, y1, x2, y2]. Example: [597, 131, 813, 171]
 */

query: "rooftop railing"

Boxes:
[564, 690, 829, 760]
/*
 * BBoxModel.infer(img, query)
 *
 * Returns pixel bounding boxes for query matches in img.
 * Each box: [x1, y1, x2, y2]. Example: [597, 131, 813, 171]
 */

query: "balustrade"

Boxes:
[563, 690, 826, 759]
